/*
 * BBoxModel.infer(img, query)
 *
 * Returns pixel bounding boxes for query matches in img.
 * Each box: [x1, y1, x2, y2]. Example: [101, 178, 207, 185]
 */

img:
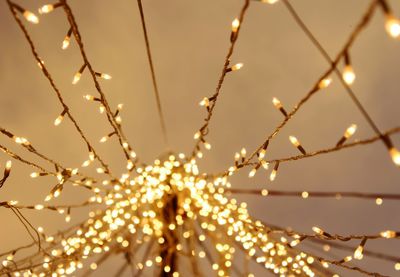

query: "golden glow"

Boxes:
[318, 78, 332, 89]
[231, 18, 240, 33]
[23, 11, 39, 24]
[389, 147, 400, 166]
[289, 136, 300, 147]
[72, 72, 82, 85]
[272, 97, 282, 109]
[385, 14, 400, 39]
[62, 36, 70, 50]
[38, 4, 54, 14]
[231, 63, 244, 71]
[342, 65, 356, 85]
[344, 124, 357, 139]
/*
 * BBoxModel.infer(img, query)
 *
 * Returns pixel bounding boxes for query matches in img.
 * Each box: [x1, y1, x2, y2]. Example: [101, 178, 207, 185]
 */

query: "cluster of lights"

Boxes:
[3, 155, 322, 276]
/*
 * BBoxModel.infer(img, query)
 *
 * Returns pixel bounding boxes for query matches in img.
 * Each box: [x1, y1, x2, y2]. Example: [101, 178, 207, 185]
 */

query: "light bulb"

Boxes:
[342, 65, 356, 85]
[385, 14, 400, 39]
[23, 11, 39, 24]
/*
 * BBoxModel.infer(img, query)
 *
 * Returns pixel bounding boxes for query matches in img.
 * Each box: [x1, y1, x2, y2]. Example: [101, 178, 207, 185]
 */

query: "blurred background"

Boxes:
[0, 0, 399, 275]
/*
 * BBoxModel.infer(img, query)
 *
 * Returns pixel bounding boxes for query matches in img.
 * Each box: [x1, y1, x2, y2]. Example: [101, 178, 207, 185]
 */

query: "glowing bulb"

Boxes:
[354, 246, 363, 260]
[5, 160, 12, 170]
[261, 0, 279, 3]
[100, 73, 112, 80]
[99, 136, 108, 143]
[231, 18, 240, 33]
[272, 97, 282, 108]
[344, 124, 357, 138]
[84, 94, 95, 101]
[30, 172, 39, 178]
[342, 65, 356, 85]
[269, 170, 277, 181]
[289, 136, 300, 147]
[23, 11, 39, 24]
[385, 15, 400, 39]
[312, 226, 324, 235]
[62, 36, 70, 50]
[72, 72, 81, 84]
[54, 115, 64, 126]
[389, 147, 400, 166]
[380, 230, 396, 238]
[318, 78, 332, 89]
[231, 63, 243, 71]
[199, 97, 210, 107]
[248, 168, 257, 178]
[38, 4, 54, 14]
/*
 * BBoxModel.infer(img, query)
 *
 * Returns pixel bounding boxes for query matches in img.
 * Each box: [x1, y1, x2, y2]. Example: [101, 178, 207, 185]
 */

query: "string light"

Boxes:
[342, 52, 356, 85]
[354, 238, 367, 260]
[272, 97, 288, 117]
[38, 3, 63, 14]
[72, 64, 87, 84]
[226, 62, 244, 72]
[54, 109, 67, 126]
[318, 77, 332, 89]
[231, 18, 240, 33]
[3, 0, 400, 276]
[382, 135, 400, 166]
[336, 124, 357, 146]
[62, 28, 72, 50]
[270, 161, 279, 181]
[10, 3, 39, 24]
[289, 136, 306, 155]
[95, 72, 112, 80]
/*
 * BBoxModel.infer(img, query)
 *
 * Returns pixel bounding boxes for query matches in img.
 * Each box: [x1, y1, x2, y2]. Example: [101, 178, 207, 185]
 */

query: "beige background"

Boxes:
[0, 0, 399, 275]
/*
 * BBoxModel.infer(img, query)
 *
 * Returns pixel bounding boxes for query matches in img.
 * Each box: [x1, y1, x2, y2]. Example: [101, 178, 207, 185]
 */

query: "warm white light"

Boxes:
[231, 18, 240, 33]
[23, 11, 39, 24]
[389, 147, 400, 166]
[38, 4, 54, 14]
[385, 15, 400, 39]
[342, 65, 356, 85]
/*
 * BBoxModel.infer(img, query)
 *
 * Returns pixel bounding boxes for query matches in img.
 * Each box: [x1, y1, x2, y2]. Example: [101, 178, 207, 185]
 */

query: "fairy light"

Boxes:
[261, 0, 279, 4]
[231, 18, 240, 33]
[72, 64, 87, 85]
[199, 97, 210, 107]
[38, 3, 63, 14]
[354, 238, 367, 260]
[380, 230, 397, 239]
[54, 109, 67, 126]
[318, 77, 332, 89]
[270, 161, 279, 181]
[95, 72, 112, 80]
[382, 135, 400, 166]
[226, 62, 244, 72]
[385, 14, 400, 39]
[272, 97, 288, 117]
[3, 0, 400, 276]
[62, 28, 72, 50]
[336, 124, 357, 146]
[289, 136, 306, 155]
[341, 51, 356, 85]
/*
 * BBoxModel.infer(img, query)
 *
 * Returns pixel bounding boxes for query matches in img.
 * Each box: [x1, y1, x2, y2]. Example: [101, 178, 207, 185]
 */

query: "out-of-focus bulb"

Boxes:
[389, 147, 400, 166]
[23, 11, 39, 24]
[38, 4, 54, 14]
[231, 63, 243, 71]
[72, 72, 81, 85]
[62, 36, 70, 50]
[385, 14, 400, 39]
[261, 0, 279, 4]
[318, 78, 332, 89]
[342, 65, 356, 85]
